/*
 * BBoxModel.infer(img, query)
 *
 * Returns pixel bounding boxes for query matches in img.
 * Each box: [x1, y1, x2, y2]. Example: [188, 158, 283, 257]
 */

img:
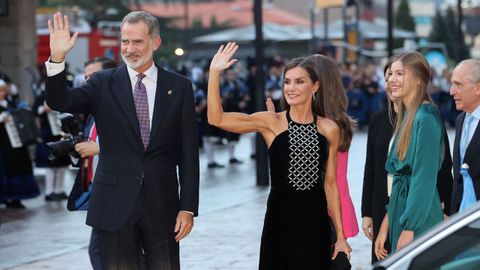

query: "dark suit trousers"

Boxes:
[89, 228, 103, 270]
[98, 187, 179, 270]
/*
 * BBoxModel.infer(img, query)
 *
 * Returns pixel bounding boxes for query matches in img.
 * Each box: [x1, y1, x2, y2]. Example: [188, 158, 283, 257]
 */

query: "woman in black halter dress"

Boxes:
[207, 42, 351, 269]
[260, 111, 331, 269]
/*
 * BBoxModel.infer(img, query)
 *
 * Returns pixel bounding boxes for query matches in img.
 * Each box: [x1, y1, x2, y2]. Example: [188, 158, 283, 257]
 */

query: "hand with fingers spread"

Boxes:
[209, 42, 239, 72]
[48, 12, 79, 62]
[174, 211, 194, 242]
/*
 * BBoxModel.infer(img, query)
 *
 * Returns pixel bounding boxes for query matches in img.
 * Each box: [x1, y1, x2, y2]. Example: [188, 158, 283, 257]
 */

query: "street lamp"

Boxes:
[174, 48, 185, 56]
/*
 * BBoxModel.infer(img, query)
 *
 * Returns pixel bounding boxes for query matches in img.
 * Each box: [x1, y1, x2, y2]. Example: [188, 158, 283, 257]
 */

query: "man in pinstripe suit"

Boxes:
[45, 11, 199, 269]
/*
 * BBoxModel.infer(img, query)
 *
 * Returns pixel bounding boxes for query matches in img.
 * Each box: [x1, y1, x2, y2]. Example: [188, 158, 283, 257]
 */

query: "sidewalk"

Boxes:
[0, 131, 392, 270]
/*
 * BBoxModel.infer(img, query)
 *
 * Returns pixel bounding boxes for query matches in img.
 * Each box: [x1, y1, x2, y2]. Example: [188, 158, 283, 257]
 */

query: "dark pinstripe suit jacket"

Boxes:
[46, 64, 199, 232]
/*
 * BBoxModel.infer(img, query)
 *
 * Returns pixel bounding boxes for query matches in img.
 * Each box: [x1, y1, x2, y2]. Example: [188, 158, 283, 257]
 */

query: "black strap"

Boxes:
[286, 109, 317, 125]
[286, 109, 292, 123]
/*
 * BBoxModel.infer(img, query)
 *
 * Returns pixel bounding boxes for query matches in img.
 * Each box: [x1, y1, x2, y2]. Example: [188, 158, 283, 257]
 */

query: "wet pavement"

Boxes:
[0, 130, 456, 270]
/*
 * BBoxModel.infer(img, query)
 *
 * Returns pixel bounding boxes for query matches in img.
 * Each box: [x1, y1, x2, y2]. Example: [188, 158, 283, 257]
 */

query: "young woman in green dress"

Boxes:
[375, 51, 445, 259]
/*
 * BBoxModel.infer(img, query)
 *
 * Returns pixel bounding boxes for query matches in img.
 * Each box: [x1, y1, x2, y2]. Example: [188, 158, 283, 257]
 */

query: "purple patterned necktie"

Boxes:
[134, 73, 150, 149]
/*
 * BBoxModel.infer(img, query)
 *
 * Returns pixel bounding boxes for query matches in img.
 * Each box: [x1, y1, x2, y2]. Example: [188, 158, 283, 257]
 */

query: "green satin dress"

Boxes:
[386, 103, 444, 252]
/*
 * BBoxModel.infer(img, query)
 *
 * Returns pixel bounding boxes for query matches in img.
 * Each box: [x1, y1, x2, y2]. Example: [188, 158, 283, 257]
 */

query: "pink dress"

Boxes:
[337, 151, 359, 238]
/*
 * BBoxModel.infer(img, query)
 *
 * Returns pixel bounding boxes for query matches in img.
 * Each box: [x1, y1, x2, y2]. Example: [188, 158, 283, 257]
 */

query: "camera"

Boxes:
[46, 113, 84, 159]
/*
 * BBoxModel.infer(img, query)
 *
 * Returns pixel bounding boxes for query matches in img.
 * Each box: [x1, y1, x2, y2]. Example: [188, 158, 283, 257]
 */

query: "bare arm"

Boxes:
[321, 119, 351, 259]
[323, 119, 342, 236]
[375, 214, 389, 260]
[207, 42, 273, 135]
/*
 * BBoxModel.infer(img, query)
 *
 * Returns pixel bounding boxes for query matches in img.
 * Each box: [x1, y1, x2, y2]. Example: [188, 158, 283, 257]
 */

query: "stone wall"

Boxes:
[0, 0, 37, 104]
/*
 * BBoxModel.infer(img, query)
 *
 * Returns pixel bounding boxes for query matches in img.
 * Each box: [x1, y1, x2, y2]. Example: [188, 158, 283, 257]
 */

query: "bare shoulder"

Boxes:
[252, 110, 287, 133]
[316, 117, 340, 142]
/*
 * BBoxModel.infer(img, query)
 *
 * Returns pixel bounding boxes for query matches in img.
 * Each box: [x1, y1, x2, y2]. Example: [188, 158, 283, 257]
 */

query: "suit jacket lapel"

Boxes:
[464, 117, 480, 164]
[111, 65, 142, 143]
[147, 66, 171, 151]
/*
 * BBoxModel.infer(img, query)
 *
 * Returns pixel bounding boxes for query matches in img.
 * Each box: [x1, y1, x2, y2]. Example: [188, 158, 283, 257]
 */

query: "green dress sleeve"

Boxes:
[399, 111, 442, 231]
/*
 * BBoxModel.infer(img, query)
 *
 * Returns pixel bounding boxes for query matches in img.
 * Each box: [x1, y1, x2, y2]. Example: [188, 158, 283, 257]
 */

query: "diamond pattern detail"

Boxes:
[288, 122, 320, 191]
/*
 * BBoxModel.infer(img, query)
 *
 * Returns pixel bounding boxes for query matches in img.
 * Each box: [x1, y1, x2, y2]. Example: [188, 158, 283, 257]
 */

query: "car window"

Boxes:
[408, 218, 480, 270]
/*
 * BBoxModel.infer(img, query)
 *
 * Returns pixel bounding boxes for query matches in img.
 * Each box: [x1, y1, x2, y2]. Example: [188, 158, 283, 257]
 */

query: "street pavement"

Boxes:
[0, 129, 456, 270]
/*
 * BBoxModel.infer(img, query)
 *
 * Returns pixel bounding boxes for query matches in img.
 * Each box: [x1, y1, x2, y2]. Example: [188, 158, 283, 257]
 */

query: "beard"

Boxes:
[121, 49, 154, 70]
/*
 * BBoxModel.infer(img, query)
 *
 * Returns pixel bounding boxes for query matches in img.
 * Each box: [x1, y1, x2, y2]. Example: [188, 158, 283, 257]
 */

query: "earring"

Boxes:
[312, 93, 316, 101]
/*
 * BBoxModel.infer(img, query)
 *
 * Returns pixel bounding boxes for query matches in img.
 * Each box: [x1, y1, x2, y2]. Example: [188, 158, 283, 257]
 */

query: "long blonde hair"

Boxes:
[389, 51, 433, 161]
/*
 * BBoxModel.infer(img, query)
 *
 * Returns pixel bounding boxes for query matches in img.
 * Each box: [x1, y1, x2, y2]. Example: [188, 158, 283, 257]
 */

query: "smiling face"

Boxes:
[283, 66, 319, 107]
[120, 21, 161, 73]
[387, 60, 418, 106]
[450, 62, 480, 113]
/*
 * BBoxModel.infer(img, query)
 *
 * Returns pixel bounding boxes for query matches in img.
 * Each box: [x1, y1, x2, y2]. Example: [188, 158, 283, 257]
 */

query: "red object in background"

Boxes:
[89, 28, 120, 63]
[37, 21, 121, 66]
[37, 35, 50, 65]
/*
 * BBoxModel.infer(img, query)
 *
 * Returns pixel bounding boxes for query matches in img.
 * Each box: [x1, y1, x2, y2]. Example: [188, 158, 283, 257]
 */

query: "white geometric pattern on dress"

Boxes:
[288, 122, 320, 190]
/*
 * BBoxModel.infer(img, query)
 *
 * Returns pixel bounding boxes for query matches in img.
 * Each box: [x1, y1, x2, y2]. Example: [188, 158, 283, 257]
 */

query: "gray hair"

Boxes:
[458, 59, 480, 83]
[122, 11, 160, 38]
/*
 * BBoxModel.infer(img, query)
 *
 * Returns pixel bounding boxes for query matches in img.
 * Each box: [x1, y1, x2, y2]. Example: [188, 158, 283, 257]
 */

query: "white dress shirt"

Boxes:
[463, 105, 480, 146]
[126, 63, 158, 129]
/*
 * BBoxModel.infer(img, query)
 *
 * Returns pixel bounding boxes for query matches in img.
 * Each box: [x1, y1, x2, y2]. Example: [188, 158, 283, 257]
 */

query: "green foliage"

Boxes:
[428, 7, 470, 62]
[393, 0, 416, 49]
[444, 7, 459, 60]
[395, 0, 415, 32]
[210, 15, 218, 28]
[428, 10, 445, 43]
[151, 16, 185, 60]
[191, 16, 203, 29]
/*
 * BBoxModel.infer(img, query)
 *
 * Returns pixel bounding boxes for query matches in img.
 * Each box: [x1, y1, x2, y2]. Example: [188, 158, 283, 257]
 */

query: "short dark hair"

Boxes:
[84, 57, 117, 70]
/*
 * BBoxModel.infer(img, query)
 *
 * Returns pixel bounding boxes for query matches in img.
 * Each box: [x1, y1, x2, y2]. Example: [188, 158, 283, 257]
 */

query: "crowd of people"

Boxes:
[0, 9, 479, 270]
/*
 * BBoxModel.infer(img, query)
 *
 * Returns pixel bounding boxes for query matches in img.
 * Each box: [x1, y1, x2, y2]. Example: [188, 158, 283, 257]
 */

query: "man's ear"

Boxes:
[472, 81, 480, 99]
[153, 36, 161, 51]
